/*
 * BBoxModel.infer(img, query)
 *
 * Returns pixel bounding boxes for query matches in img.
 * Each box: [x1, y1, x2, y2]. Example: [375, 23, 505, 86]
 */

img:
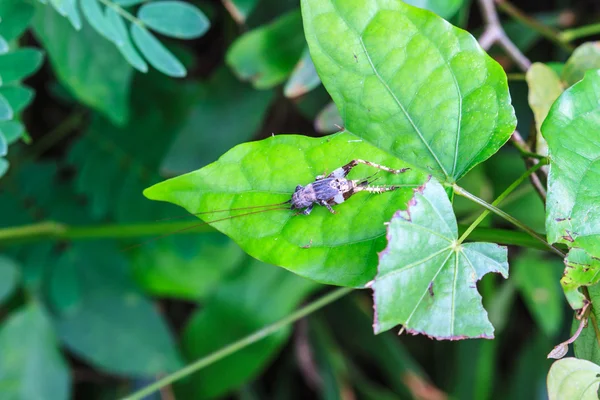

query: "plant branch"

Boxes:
[495, 0, 574, 52]
[560, 22, 600, 43]
[477, 0, 531, 71]
[510, 130, 547, 202]
[458, 161, 545, 243]
[121, 286, 353, 400]
[453, 184, 565, 258]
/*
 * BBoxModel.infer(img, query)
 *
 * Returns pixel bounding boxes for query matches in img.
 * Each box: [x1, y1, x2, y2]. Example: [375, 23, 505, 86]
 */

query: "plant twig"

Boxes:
[560, 22, 600, 43]
[495, 0, 574, 52]
[453, 184, 565, 258]
[121, 287, 353, 400]
[458, 161, 545, 243]
[477, 0, 531, 71]
[510, 131, 547, 202]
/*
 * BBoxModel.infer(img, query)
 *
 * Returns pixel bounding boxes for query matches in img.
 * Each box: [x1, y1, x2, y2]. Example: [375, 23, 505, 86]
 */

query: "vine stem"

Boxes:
[452, 184, 565, 258]
[560, 23, 600, 43]
[458, 161, 545, 244]
[121, 287, 353, 400]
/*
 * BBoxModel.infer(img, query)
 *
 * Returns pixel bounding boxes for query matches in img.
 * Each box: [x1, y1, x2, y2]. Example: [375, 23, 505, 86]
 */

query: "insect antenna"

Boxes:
[155, 200, 291, 221]
[122, 205, 290, 252]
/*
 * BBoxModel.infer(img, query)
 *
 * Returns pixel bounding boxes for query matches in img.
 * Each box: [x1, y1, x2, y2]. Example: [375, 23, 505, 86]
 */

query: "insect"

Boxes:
[125, 160, 408, 251]
[290, 159, 410, 215]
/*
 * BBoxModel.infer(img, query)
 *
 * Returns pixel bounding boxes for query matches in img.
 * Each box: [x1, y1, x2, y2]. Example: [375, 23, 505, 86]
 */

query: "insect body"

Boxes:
[290, 159, 409, 215]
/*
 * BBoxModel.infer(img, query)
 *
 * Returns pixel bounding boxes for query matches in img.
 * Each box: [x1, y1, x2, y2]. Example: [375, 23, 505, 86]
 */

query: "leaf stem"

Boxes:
[560, 22, 600, 43]
[494, 0, 574, 52]
[457, 161, 545, 244]
[452, 184, 565, 258]
[97, 0, 143, 26]
[121, 287, 353, 400]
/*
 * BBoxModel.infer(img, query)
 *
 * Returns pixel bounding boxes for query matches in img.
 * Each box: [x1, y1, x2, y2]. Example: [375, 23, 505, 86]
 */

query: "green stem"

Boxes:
[458, 162, 545, 244]
[495, 0, 574, 52]
[560, 23, 600, 43]
[506, 73, 526, 81]
[453, 184, 565, 258]
[121, 287, 353, 400]
[0, 219, 566, 254]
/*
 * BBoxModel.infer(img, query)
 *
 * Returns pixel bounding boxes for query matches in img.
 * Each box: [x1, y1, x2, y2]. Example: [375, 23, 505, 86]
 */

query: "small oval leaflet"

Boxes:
[138, 1, 210, 39]
[130, 24, 186, 77]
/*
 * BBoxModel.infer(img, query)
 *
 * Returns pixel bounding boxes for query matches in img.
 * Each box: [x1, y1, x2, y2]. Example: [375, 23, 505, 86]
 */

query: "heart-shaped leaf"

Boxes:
[145, 132, 425, 287]
[542, 70, 600, 309]
[547, 358, 600, 400]
[371, 178, 508, 339]
[301, 0, 516, 183]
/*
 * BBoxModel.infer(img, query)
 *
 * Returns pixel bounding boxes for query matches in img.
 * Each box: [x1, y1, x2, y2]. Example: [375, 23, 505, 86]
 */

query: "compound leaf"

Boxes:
[0, 303, 71, 400]
[105, 8, 148, 72]
[33, 6, 133, 125]
[138, 1, 210, 39]
[131, 24, 186, 77]
[371, 178, 508, 339]
[226, 9, 305, 89]
[145, 132, 426, 287]
[542, 70, 600, 309]
[0, 86, 34, 114]
[0, 1, 35, 42]
[0, 48, 44, 84]
[80, 0, 113, 41]
[301, 0, 516, 183]
[0, 94, 13, 121]
[547, 358, 600, 400]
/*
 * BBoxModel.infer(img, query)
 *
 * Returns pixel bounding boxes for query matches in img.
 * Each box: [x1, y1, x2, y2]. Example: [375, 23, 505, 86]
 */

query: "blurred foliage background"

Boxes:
[1, 0, 600, 398]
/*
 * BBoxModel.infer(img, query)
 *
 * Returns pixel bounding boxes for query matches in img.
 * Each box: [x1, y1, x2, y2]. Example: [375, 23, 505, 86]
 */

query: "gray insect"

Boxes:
[290, 159, 410, 215]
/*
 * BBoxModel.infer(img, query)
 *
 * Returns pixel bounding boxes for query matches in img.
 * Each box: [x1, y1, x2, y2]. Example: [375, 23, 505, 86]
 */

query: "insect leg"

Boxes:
[302, 204, 315, 215]
[327, 159, 409, 179]
[319, 200, 337, 214]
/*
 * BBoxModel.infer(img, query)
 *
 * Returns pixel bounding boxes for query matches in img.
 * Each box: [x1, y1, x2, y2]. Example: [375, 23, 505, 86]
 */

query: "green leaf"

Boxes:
[105, 8, 148, 72]
[574, 284, 600, 365]
[179, 259, 318, 398]
[0, 256, 19, 305]
[131, 24, 186, 77]
[161, 67, 275, 174]
[145, 132, 426, 287]
[526, 63, 564, 156]
[0, 36, 8, 55]
[0, 131, 6, 157]
[0, 158, 7, 178]
[0, 1, 35, 41]
[138, 1, 210, 39]
[547, 358, 600, 400]
[284, 47, 321, 98]
[52, 243, 183, 376]
[0, 85, 35, 114]
[0, 48, 44, 84]
[223, 0, 259, 24]
[512, 250, 563, 337]
[562, 42, 600, 87]
[371, 178, 508, 339]
[80, 0, 113, 41]
[404, 0, 463, 19]
[0, 303, 71, 400]
[33, 5, 133, 125]
[301, 0, 516, 183]
[0, 121, 25, 144]
[542, 70, 600, 309]
[0, 93, 13, 121]
[314, 102, 343, 133]
[226, 9, 305, 89]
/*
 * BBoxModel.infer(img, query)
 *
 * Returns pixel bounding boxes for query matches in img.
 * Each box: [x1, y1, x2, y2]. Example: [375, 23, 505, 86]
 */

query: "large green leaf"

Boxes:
[0, 303, 71, 400]
[547, 358, 600, 400]
[404, 0, 462, 19]
[226, 9, 305, 89]
[33, 5, 133, 125]
[301, 0, 516, 183]
[178, 259, 318, 399]
[542, 70, 600, 309]
[371, 178, 508, 339]
[145, 132, 425, 287]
